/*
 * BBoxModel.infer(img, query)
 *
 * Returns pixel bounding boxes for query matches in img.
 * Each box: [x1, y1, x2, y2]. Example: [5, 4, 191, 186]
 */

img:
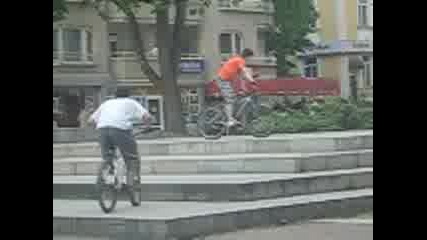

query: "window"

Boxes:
[181, 26, 200, 55]
[235, 34, 241, 54]
[86, 31, 93, 61]
[303, 57, 319, 78]
[53, 97, 60, 113]
[219, 32, 242, 56]
[53, 30, 58, 61]
[220, 33, 232, 54]
[358, 0, 369, 26]
[53, 27, 93, 64]
[362, 56, 372, 87]
[257, 27, 273, 56]
[109, 33, 118, 57]
[181, 88, 200, 123]
[63, 29, 82, 61]
[188, 8, 198, 16]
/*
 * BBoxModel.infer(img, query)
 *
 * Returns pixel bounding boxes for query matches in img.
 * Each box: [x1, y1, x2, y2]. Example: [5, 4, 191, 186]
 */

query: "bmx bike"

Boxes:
[197, 81, 271, 139]
[96, 125, 154, 213]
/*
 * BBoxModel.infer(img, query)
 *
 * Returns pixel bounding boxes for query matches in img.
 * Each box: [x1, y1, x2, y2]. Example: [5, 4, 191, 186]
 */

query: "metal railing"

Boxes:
[53, 51, 94, 65]
[110, 51, 205, 60]
[303, 40, 373, 55]
[218, 0, 274, 13]
[220, 54, 277, 65]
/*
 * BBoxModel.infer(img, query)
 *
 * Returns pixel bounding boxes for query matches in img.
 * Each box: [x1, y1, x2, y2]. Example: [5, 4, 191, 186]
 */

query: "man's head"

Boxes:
[115, 88, 130, 98]
[241, 48, 254, 59]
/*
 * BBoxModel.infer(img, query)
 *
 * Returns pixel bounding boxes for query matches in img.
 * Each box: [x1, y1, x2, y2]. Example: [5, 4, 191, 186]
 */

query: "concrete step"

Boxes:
[53, 149, 373, 175]
[53, 168, 373, 201]
[53, 188, 373, 239]
[53, 130, 373, 158]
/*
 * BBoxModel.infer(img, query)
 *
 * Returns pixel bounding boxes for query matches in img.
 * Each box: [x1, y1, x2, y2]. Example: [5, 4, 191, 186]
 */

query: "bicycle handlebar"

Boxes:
[237, 80, 261, 96]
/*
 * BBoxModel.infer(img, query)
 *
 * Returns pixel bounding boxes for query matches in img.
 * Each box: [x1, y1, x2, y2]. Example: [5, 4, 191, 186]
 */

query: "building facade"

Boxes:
[298, 0, 373, 100]
[53, 1, 112, 128]
[107, 0, 276, 127]
[53, 0, 276, 131]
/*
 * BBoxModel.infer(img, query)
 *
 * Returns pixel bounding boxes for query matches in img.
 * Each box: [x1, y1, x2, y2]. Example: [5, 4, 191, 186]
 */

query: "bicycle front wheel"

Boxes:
[96, 161, 118, 213]
[197, 106, 227, 140]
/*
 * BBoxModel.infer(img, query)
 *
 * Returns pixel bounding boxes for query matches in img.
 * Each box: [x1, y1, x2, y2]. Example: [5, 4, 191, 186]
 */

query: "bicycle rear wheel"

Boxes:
[96, 161, 118, 213]
[247, 104, 272, 138]
[125, 162, 141, 207]
[197, 106, 227, 139]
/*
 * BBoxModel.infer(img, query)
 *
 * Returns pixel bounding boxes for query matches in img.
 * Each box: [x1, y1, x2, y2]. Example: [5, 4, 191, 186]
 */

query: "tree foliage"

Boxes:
[268, 0, 319, 76]
[53, 0, 68, 22]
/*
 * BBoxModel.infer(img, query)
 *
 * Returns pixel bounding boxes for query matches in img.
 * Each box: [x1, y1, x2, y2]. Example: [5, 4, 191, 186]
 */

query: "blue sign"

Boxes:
[180, 59, 204, 73]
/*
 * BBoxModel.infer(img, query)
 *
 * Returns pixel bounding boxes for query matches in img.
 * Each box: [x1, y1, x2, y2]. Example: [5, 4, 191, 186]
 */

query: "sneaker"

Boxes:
[226, 118, 240, 127]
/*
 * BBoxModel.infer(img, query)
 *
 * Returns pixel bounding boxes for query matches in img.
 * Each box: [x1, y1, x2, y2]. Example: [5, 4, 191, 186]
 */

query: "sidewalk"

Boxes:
[204, 222, 373, 240]
[53, 222, 373, 240]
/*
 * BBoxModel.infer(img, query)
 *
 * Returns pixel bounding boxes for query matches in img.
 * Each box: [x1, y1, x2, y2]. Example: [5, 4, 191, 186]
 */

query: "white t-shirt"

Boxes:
[90, 98, 149, 130]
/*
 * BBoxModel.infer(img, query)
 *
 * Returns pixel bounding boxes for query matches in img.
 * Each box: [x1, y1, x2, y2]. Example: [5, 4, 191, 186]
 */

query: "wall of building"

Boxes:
[320, 56, 342, 82]
[53, 3, 110, 74]
[317, 0, 337, 41]
[346, 0, 358, 40]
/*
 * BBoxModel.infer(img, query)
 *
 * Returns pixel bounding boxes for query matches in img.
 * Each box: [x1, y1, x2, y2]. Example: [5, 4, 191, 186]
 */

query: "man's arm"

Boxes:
[242, 67, 255, 82]
[237, 59, 255, 82]
[88, 104, 102, 125]
[132, 100, 152, 124]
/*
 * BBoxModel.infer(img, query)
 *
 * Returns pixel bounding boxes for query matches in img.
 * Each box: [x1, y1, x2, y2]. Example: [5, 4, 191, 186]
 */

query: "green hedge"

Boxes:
[249, 97, 373, 134]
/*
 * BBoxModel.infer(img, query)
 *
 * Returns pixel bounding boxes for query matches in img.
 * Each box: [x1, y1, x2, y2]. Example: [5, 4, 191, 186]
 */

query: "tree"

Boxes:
[53, 0, 68, 21]
[268, 0, 318, 76]
[86, 0, 210, 134]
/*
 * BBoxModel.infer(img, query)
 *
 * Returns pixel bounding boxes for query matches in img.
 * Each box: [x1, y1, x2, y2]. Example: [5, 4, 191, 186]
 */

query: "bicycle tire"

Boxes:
[125, 166, 141, 207]
[197, 106, 227, 140]
[248, 104, 272, 138]
[128, 188, 141, 206]
[96, 161, 118, 213]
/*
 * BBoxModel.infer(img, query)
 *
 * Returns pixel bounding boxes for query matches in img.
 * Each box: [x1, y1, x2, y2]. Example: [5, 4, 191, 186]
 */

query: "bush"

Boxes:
[251, 97, 373, 134]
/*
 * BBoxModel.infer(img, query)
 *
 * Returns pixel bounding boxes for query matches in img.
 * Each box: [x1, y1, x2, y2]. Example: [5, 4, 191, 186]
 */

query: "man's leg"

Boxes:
[99, 128, 114, 164]
[218, 79, 237, 126]
[110, 129, 141, 190]
[98, 128, 115, 181]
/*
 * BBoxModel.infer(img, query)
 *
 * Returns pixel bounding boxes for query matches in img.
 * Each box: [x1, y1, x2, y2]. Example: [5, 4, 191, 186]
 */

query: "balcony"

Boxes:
[108, 2, 203, 24]
[302, 40, 373, 56]
[218, 0, 274, 13]
[110, 51, 206, 86]
[53, 51, 95, 66]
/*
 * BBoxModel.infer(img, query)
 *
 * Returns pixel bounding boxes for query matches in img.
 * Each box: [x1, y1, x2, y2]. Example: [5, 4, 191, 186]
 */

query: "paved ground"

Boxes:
[53, 220, 373, 240]
[53, 189, 372, 220]
[204, 222, 373, 240]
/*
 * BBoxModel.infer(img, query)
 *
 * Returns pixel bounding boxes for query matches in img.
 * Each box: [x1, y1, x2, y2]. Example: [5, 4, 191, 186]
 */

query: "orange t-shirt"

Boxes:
[217, 56, 246, 81]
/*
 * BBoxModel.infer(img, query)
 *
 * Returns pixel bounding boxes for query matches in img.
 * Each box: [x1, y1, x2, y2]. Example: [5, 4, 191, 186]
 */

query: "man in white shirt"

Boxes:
[89, 89, 151, 204]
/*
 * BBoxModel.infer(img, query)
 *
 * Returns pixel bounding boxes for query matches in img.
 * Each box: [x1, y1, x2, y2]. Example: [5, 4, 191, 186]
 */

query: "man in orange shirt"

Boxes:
[216, 48, 256, 127]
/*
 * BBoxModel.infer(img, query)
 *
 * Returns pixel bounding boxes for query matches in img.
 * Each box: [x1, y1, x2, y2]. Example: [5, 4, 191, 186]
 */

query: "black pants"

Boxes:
[98, 127, 141, 189]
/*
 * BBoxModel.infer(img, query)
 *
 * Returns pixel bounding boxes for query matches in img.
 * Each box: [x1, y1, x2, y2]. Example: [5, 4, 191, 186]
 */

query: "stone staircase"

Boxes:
[53, 130, 373, 240]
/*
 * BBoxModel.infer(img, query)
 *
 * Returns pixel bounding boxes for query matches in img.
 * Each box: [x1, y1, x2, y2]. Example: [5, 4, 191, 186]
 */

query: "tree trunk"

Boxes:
[156, 2, 186, 134]
[111, 0, 186, 134]
[111, 0, 163, 90]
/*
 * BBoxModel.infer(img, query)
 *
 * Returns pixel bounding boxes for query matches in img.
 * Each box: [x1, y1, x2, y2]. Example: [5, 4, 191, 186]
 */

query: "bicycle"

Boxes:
[198, 80, 271, 139]
[96, 124, 154, 214]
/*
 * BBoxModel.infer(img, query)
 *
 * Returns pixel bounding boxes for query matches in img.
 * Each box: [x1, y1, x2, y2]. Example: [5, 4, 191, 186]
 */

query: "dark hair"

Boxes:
[241, 48, 254, 58]
[115, 88, 130, 98]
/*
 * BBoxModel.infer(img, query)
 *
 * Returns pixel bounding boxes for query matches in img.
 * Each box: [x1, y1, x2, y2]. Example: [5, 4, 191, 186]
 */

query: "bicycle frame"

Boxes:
[104, 125, 152, 189]
[233, 95, 258, 121]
